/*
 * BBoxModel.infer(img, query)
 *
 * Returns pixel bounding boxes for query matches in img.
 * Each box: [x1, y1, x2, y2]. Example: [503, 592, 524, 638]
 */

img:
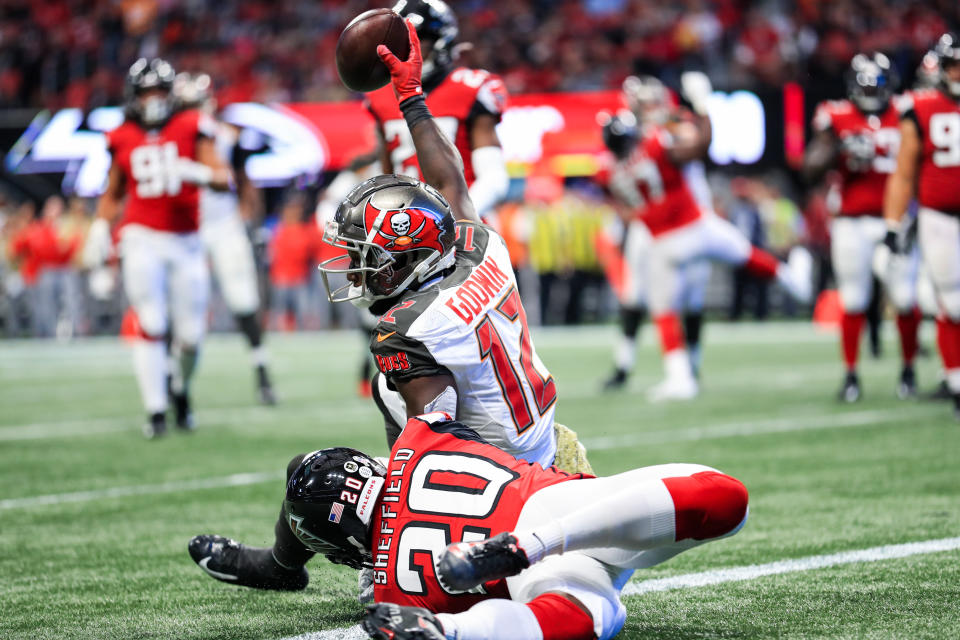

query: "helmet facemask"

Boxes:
[318, 176, 457, 306]
[623, 75, 670, 126]
[936, 33, 960, 100]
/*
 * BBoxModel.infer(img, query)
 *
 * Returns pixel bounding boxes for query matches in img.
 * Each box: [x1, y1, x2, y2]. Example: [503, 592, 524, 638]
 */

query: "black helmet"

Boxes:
[846, 52, 898, 114]
[318, 174, 457, 306]
[283, 448, 387, 570]
[934, 33, 960, 99]
[124, 58, 176, 127]
[599, 111, 639, 160]
[393, 0, 458, 87]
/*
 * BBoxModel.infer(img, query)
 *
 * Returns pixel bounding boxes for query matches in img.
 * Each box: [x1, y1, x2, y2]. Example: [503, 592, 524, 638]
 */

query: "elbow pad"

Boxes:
[469, 146, 509, 218]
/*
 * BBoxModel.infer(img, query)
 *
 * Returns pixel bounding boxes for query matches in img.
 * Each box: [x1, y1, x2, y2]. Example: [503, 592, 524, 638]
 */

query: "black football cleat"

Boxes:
[188, 535, 308, 591]
[896, 365, 917, 400]
[602, 368, 628, 391]
[436, 532, 530, 592]
[256, 365, 277, 406]
[362, 603, 445, 640]
[171, 391, 195, 431]
[142, 412, 167, 439]
[926, 379, 951, 401]
[838, 371, 861, 403]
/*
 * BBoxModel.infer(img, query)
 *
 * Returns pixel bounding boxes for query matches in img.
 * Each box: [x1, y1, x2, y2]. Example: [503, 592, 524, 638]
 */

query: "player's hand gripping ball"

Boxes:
[336, 9, 410, 92]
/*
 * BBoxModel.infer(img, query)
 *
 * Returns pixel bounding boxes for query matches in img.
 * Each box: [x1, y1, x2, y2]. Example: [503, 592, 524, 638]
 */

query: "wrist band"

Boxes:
[400, 95, 432, 130]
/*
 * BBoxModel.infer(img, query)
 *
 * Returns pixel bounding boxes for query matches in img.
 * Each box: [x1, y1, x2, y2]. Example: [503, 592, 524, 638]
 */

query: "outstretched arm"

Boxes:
[802, 130, 839, 185]
[377, 20, 479, 223]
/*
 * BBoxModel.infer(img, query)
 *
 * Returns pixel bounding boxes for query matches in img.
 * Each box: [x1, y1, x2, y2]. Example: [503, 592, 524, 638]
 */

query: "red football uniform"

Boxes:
[901, 88, 960, 213]
[366, 68, 508, 187]
[371, 414, 587, 613]
[812, 99, 900, 216]
[106, 109, 216, 233]
[601, 125, 702, 237]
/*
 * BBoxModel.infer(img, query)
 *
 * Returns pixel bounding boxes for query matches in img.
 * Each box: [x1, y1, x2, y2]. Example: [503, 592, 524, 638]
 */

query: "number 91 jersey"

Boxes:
[372, 413, 586, 613]
[900, 88, 960, 212]
[371, 223, 558, 467]
[106, 109, 216, 233]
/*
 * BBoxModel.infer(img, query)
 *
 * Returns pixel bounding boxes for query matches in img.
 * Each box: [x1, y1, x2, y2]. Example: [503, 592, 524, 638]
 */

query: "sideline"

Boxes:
[278, 536, 960, 640]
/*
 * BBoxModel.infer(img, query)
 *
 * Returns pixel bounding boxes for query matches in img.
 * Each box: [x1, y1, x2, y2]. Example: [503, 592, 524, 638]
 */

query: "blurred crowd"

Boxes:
[1, 172, 820, 338]
[2, 0, 959, 110]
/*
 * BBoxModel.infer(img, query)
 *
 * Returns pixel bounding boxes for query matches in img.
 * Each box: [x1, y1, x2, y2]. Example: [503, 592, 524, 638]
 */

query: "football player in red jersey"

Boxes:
[601, 74, 812, 401]
[366, 0, 509, 223]
[885, 33, 960, 420]
[83, 58, 233, 438]
[804, 53, 921, 403]
[190, 412, 748, 640]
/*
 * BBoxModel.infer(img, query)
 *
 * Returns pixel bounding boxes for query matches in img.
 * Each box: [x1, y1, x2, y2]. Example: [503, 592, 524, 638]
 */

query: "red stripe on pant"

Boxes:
[936, 317, 960, 383]
[662, 471, 749, 541]
[654, 313, 685, 354]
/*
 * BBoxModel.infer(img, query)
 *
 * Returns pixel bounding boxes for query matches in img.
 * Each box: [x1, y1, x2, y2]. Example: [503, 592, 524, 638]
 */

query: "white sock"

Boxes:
[436, 599, 543, 640]
[613, 334, 635, 372]
[171, 342, 200, 394]
[516, 477, 676, 563]
[663, 349, 694, 383]
[132, 340, 168, 413]
[251, 345, 268, 368]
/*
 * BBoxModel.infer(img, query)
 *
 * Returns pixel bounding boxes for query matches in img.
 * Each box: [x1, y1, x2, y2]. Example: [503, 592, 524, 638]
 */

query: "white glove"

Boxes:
[358, 567, 375, 604]
[81, 218, 112, 269]
[680, 71, 713, 116]
[177, 158, 214, 186]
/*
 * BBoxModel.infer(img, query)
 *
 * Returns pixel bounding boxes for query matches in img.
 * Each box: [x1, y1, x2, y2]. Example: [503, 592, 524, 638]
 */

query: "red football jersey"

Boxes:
[901, 88, 960, 212]
[812, 99, 899, 216]
[365, 68, 508, 187]
[106, 109, 215, 233]
[601, 125, 702, 237]
[371, 414, 586, 613]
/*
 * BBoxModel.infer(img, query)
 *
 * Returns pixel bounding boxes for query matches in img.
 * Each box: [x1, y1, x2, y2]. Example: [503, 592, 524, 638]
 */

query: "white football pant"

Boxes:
[918, 207, 960, 321]
[201, 213, 260, 316]
[832, 215, 917, 313]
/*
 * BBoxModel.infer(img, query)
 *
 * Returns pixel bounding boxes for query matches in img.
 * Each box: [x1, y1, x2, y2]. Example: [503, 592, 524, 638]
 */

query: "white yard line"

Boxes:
[0, 471, 283, 510]
[582, 406, 940, 450]
[277, 536, 960, 640]
[1, 406, 937, 505]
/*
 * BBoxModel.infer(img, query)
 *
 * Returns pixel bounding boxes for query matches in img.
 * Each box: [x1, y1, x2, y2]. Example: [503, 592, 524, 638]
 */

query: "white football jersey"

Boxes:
[370, 223, 558, 466]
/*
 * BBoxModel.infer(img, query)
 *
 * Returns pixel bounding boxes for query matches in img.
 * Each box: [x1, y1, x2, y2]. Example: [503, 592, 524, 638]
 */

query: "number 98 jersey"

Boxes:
[371, 413, 587, 613]
[371, 223, 558, 466]
[900, 88, 960, 212]
[106, 109, 216, 233]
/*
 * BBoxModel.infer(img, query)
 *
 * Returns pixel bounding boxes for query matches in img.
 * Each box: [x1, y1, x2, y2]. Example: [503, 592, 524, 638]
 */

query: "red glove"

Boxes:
[377, 18, 423, 103]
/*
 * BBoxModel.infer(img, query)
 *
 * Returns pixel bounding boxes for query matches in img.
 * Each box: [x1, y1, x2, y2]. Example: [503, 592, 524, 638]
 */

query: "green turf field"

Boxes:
[2, 321, 958, 639]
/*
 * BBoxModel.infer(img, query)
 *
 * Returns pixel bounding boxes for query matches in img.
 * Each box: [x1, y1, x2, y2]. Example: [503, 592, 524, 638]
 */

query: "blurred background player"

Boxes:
[173, 72, 277, 405]
[885, 33, 960, 421]
[600, 72, 812, 401]
[83, 58, 233, 438]
[367, 0, 509, 224]
[598, 77, 713, 392]
[803, 53, 920, 403]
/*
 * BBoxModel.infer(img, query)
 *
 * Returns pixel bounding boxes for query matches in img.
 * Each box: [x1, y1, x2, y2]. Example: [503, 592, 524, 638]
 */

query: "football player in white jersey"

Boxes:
[185, 20, 591, 596]
[174, 73, 276, 405]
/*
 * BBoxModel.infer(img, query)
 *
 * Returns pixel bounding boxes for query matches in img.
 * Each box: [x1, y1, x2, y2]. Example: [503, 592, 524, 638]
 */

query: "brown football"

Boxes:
[336, 9, 410, 93]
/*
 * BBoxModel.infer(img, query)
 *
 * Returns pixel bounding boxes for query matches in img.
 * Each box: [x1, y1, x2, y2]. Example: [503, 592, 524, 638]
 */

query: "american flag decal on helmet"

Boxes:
[328, 502, 344, 523]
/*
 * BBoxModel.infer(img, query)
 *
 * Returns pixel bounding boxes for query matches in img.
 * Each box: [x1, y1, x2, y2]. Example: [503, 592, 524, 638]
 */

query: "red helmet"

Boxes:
[318, 175, 456, 305]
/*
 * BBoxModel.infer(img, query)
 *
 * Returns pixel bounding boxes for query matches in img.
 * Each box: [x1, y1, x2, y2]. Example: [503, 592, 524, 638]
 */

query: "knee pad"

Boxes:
[938, 287, 960, 322]
[136, 307, 168, 339]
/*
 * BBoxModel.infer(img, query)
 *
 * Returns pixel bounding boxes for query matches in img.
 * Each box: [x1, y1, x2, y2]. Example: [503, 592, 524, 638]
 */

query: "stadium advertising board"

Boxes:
[2, 89, 776, 196]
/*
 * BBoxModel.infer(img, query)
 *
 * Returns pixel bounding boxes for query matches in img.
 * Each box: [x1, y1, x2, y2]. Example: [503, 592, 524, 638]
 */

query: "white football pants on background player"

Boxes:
[201, 208, 260, 316]
[833, 216, 917, 313]
[120, 224, 210, 412]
